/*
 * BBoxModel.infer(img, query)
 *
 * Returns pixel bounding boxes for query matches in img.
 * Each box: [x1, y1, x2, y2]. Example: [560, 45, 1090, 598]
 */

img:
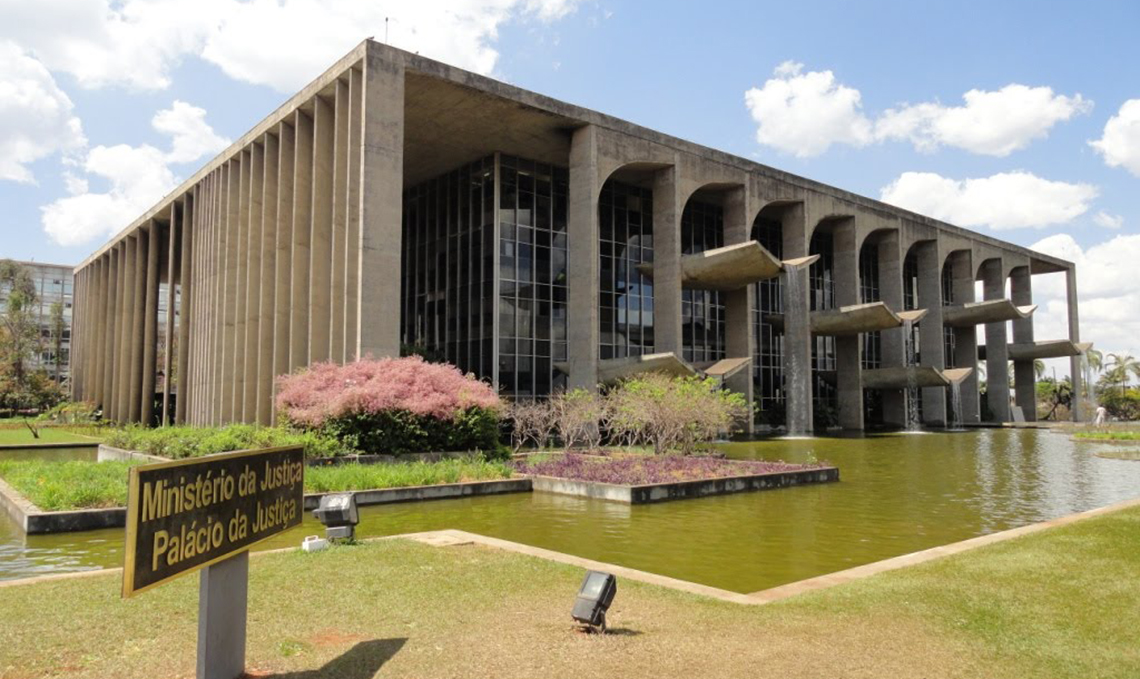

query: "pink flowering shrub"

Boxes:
[276, 356, 504, 455]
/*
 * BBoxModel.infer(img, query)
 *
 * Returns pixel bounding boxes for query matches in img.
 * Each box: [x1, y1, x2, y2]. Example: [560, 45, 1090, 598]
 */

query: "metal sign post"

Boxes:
[122, 446, 305, 679]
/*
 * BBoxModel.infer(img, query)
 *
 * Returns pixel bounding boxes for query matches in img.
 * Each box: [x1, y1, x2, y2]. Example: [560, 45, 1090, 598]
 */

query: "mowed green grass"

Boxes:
[2, 503, 1139, 678]
[1075, 430, 1140, 442]
[0, 427, 100, 445]
[305, 458, 513, 493]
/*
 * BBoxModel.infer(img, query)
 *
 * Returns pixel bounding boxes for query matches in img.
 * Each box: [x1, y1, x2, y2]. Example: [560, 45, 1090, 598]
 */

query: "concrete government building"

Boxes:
[69, 39, 1088, 433]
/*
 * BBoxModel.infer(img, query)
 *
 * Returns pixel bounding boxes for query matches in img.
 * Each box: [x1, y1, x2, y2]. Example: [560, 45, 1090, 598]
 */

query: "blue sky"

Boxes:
[1, 0, 1137, 366]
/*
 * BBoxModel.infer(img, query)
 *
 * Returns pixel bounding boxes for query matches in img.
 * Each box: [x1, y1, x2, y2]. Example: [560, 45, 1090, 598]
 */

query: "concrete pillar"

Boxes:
[256, 133, 279, 426]
[833, 220, 863, 430]
[119, 235, 137, 422]
[982, 258, 1011, 422]
[94, 257, 107, 410]
[141, 223, 160, 425]
[652, 164, 682, 356]
[916, 242, 946, 426]
[330, 78, 349, 364]
[357, 46, 404, 360]
[1010, 266, 1035, 421]
[723, 186, 755, 433]
[243, 142, 264, 422]
[222, 159, 241, 423]
[310, 95, 334, 364]
[567, 126, 600, 391]
[105, 247, 119, 420]
[176, 190, 194, 425]
[273, 121, 295, 408]
[878, 232, 906, 426]
[162, 209, 178, 425]
[1066, 266, 1084, 422]
[345, 68, 362, 360]
[781, 204, 813, 435]
[950, 251, 980, 423]
[290, 110, 313, 370]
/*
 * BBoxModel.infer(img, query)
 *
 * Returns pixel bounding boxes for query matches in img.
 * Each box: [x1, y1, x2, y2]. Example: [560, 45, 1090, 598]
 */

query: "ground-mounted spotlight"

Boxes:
[571, 570, 616, 633]
[312, 492, 359, 542]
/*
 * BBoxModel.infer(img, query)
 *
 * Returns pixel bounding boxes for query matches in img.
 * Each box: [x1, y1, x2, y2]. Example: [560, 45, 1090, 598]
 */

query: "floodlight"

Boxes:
[571, 570, 616, 633]
[312, 492, 359, 541]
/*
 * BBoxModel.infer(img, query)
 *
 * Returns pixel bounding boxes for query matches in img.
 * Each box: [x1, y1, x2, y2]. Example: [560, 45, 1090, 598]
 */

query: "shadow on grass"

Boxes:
[259, 638, 407, 678]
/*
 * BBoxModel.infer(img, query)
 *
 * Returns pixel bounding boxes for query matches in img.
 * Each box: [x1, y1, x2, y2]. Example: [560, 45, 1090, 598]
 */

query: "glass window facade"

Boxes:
[751, 216, 784, 424]
[809, 231, 837, 421]
[599, 180, 654, 361]
[402, 155, 496, 380]
[942, 263, 956, 367]
[401, 154, 568, 399]
[859, 242, 882, 370]
[680, 200, 725, 363]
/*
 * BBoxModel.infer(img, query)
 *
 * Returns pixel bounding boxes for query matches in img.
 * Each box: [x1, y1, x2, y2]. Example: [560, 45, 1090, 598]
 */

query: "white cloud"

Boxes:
[41, 101, 229, 246]
[1029, 233, 1140, 363]
[0, 0, 219, 90]
[744, 61, 873, 157]
[1089, 99, 1140, 177]
[876, 84, 1091, 156]
[0, 0, 581, 93]
[153, 100, 230, 163]
[879, 171, 1098, 230]
[0, 41, 85, 183]
[1093, 210, 1123, 229]
[744, 63, 1090, 158]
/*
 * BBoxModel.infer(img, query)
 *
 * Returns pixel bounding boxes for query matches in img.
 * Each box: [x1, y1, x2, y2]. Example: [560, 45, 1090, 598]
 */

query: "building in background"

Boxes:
[68, 40, 1089, 430]
[0, 260, 73, 385]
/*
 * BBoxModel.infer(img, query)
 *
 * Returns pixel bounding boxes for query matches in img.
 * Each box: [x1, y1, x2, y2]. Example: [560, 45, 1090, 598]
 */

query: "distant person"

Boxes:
[1094, 405, 1108, 427]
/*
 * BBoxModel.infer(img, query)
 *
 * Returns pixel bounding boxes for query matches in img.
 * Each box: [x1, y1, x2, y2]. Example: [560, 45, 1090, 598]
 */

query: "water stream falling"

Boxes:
[784, 266, 810, 437]
[948, 380, 963, 431]
[902, 318, 921, 431]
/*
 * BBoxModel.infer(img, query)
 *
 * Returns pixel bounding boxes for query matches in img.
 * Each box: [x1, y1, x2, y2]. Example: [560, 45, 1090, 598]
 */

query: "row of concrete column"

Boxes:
[71, 52, 404, 426]
[560, 124, 1074, 430]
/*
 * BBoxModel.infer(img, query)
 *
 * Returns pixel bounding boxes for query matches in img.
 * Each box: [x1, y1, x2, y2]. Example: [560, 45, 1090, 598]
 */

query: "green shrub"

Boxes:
[304, 457, 512, 493]
[1100, 390, 1140, 421]
[0, 459, 140, 511]
[321, 407, 503, 457]
[104, 424, 349, 460]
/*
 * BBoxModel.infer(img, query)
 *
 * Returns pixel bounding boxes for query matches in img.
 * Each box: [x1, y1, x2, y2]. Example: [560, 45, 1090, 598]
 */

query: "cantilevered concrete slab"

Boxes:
[862, 366, 950, 390]
[941, 367, 974, 384]
[637, 242, 818, 291]
[699, 357, 752, 381]
[1008, 340, 1092, 361]
[942, 300, 1037, 328]
[766, 303, 927, 337]
[555, 352, 698, 385]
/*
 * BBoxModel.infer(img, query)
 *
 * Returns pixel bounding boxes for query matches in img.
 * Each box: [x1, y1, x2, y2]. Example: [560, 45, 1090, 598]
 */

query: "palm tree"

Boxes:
[1086, 348, 1103, 374]
[1106, 353, 1140, 396]
[1034, 359, 1046, 380]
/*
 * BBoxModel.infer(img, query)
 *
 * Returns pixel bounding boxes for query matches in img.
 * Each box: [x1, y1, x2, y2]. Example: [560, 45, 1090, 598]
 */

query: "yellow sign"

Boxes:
[122, 446, 304, 597]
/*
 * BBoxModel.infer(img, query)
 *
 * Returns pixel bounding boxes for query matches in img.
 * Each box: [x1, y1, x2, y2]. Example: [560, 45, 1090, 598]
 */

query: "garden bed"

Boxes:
[515, 453, 838, 504]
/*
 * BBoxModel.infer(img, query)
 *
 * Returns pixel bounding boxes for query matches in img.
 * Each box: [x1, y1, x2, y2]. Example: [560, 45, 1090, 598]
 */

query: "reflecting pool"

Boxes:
[2, 430, 1138, 592]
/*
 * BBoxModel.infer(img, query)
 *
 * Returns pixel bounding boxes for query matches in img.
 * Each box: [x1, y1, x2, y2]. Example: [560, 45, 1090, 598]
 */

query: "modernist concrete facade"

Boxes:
[70, 39, 1087, 432]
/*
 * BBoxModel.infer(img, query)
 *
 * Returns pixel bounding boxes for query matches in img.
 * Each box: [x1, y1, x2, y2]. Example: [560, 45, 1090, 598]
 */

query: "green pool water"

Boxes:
[2, 429, 1138, 592]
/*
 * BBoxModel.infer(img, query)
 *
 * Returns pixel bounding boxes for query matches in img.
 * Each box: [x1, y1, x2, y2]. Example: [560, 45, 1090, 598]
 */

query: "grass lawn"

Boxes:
[1074, 431, 1140, 442]
[0, 458, 514, 511]
[0, 428, 100, 446]
[3, 505, 1140, 678]
[0, 460, 138, 510]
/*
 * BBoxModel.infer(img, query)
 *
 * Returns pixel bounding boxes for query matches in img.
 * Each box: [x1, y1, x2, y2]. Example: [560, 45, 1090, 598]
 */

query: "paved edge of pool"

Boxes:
[527, 466, 839, 504]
